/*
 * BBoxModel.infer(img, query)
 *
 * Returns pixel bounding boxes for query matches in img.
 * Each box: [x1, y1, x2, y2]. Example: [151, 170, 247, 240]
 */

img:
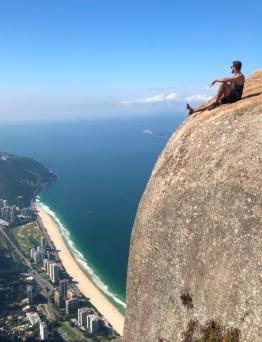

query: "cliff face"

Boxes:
[123, 70, 262, 342]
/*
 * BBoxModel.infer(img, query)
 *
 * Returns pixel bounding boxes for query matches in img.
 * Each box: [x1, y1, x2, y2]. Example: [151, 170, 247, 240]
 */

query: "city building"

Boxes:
[17, 195, 25, 209]
[39, 321, 48, 340]
[0, 218, 9, 226]
[30, 248, 35, 259]
[0, 197, 36, 225]
[43, 258, 48, 270]
[10, 207, 16, 223]
[65, 298, 80, 315]
[21, 207, 34, 218]
[59, 279, 68, 299]
[87, 314, 101, 334]
[67, 287, 77, 300]
[37, 245, 45, 253]
[0, 198, 30, 224]
[49, 263, 59, 283]
[37, 245, 46, 257]
[35, 252, 42, 264]
[45, 260, 52, 275]
[40, 236, 45, 247]
[46, 251, 52, 260]
[78, 307, 92, 326]
[26, 285, 34, 304]
[103, 322, 114, 336]
[30, 248, 43, 264]
[4, 207, 10, 221]
[26, 311, 40, 325]
[53, 290, 65, 308]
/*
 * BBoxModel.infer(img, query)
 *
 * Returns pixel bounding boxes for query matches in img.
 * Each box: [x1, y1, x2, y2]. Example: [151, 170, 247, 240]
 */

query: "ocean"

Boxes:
[0, 113, 184, 314]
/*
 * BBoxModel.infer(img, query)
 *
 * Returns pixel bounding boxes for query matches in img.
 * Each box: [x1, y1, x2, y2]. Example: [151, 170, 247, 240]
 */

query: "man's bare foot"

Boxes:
[186, 104, 194, 115]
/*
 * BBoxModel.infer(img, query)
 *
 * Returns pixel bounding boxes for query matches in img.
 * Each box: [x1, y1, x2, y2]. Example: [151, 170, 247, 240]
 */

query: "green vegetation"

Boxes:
[0, 235, 26, 313]
[9, 221, 42, 257]
[0, 235, 22, 273]
[60, 323, 79, 340]
[0, 152, 56, 206]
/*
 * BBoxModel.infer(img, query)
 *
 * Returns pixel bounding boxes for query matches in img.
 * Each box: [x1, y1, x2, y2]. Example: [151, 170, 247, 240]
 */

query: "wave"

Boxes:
[35, 197, 126, 309]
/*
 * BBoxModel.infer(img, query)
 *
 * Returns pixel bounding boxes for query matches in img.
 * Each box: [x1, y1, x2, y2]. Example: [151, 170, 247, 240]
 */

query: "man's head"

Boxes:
[231, 60, 242, 73]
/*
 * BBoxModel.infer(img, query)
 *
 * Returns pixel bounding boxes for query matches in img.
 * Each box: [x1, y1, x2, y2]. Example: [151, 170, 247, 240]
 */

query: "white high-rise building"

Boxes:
[30, 248, 36, 259]
[46, 260, 52, 276]
[3, 200, 8, 208]
[50, 263, 59, 283]
[39, 322, 48, 340]
[78, 307, 92, 326]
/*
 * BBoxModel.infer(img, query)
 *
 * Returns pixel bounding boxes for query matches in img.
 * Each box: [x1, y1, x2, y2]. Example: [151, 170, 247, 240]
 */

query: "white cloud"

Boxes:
[183, 94, 213, 102]
[121, 91, 214, 106]
[121, 92, 179, 105]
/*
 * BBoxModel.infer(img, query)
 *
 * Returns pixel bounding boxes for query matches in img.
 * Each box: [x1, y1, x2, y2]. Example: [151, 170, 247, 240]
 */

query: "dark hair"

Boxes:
[233, 60, 242, 71]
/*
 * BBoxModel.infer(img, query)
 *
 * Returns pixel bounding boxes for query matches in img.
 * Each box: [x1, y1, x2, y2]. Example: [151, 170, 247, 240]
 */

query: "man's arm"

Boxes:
[209, 74, 244, 87]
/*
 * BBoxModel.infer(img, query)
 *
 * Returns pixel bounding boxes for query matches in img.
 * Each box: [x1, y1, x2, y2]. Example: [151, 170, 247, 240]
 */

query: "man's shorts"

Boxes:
[220, 90, 240, 104]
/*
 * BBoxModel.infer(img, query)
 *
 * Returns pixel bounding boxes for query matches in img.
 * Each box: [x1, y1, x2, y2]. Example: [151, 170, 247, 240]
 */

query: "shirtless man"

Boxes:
[186, 61, 245, 115]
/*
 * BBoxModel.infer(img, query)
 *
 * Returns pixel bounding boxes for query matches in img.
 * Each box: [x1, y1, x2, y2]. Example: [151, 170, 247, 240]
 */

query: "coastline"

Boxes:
[34, 202, 125, 336]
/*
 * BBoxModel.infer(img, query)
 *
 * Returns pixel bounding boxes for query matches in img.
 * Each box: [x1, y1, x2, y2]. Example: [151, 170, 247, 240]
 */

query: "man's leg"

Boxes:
[187, 82, 232, 114]
[214, 82, 232, 103]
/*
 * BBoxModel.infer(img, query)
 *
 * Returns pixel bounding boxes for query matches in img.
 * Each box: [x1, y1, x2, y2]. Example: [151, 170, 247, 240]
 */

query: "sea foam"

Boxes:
[35, 198, 126, 309]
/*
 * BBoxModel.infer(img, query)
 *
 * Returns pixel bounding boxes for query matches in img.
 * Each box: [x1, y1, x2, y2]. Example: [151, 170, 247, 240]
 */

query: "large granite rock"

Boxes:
[123, 70, 262, 342]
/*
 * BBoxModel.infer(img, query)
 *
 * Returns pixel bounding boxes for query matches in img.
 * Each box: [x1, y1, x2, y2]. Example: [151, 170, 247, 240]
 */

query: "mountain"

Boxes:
[0, 152, 57, 207]
[123, 70, 262, 341]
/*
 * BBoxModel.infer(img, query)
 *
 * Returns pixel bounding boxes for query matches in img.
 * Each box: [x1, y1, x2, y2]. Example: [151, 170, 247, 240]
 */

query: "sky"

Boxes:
[0, 0, 261, 123]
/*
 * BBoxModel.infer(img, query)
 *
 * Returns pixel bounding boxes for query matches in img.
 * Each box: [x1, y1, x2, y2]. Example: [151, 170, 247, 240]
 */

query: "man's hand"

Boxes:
[209, 80, 216, 87]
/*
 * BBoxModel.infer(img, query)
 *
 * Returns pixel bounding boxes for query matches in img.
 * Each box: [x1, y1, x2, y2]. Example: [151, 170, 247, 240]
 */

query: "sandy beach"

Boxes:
[35, 203, 125, 336]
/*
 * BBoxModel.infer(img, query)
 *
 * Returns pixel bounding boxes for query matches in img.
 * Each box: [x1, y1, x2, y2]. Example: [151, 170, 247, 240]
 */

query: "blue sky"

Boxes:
[0, 0, 261, 122]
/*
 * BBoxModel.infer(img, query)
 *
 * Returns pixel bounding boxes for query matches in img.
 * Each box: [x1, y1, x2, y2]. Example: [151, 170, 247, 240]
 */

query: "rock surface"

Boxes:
[123, 70, 262, 342]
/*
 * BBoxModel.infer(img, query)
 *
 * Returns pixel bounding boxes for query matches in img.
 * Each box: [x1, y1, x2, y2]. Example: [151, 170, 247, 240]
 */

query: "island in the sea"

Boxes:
[0, 152, 123, 341]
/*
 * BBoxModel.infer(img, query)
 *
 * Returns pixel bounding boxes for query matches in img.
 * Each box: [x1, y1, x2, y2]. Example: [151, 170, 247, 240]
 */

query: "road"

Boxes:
[0, 224, 95, 341]
[0, 225, 55, 320]
[59, 322, 94, 342]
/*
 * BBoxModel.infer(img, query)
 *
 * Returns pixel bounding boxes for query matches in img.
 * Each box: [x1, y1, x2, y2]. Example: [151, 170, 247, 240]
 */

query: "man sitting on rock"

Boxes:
[187, 60, 245, 115]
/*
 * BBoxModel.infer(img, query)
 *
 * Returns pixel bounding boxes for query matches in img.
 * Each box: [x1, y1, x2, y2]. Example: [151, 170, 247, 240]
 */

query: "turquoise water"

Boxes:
[0, 114, 184, 314]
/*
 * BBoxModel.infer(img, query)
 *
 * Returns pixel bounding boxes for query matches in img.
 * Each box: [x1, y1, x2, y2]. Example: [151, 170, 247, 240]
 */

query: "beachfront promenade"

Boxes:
[35, 203, 125, 336]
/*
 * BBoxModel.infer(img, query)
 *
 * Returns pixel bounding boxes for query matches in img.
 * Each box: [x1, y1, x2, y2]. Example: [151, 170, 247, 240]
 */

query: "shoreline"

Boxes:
[36, 201, 126, 313]
[34, 202, 125, 336]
